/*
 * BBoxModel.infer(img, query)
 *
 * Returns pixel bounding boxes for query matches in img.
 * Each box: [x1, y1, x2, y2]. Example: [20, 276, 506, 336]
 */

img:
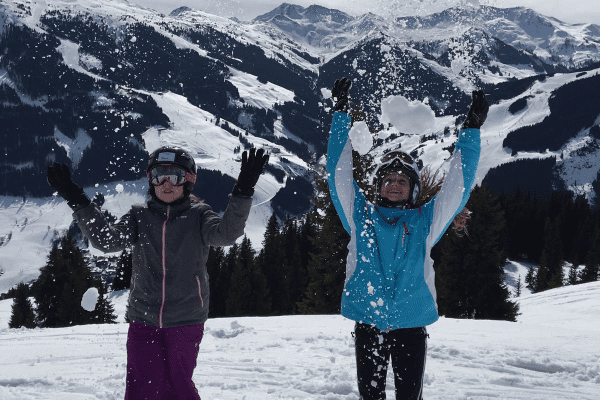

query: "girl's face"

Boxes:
[154, 179, 184, 203]
[380, 172, 411, 202]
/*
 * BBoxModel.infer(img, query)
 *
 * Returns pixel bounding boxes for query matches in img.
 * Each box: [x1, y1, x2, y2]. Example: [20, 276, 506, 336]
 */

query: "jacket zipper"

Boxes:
[196, 277, 204, 308]
[159, 205, 170, 328]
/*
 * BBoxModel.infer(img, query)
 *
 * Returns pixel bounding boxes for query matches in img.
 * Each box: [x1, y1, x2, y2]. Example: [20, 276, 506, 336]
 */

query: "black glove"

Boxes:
[332, 78, 352, 113]
[47, 163, 90, 210]
[232, 148, 269, 197]
[462, 90, 489, 129]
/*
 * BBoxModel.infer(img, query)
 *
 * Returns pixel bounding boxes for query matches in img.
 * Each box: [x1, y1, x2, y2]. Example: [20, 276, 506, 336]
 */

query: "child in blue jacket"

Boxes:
[327, 78, 489, 400]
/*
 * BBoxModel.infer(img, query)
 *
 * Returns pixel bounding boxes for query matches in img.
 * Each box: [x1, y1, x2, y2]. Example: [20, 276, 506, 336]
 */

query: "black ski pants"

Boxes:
[354, 322, 428, 400]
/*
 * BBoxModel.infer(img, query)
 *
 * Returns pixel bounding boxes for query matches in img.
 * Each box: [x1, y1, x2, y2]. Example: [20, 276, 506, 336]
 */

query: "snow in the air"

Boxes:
[0, 281, 599, 399]
[80, 287, 99, 312]
[348, 121, 373, 155]
[379, 95, 437, 136]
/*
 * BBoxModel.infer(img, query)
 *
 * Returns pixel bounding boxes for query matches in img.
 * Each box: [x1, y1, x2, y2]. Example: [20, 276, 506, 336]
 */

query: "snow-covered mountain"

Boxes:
[1, 281, 599, 398]
[1, 1, 600, 293]
[255, 3, 600, 70]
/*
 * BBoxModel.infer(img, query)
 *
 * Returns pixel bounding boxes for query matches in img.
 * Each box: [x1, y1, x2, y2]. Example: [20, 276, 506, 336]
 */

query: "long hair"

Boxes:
[414, 166, 471, 236]
[415, 165, 443, 207]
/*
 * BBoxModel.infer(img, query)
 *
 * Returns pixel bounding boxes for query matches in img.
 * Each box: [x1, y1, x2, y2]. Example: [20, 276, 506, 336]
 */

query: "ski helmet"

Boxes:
[147, 147, 197, 175]
[373, 150, 421, 206]
[147, 147, 197, 198]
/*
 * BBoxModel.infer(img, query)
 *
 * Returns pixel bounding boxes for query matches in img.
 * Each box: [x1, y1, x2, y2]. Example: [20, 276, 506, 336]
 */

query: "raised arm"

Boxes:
[47, 163, 136, 252]
[429, 90, 489, 244]
[327, 78, 359, 233]
[202, 148, 269, 246]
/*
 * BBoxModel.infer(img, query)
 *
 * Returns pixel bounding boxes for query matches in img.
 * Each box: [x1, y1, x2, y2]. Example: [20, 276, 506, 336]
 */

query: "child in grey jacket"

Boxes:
[47, 146, 268, 400]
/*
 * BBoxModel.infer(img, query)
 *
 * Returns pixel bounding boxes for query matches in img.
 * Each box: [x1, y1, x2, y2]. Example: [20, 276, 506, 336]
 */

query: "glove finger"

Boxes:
[242, 150, 248, 167]
[255, 148, 265, 161]
[47, 165, 56, 185]
[248, 147, 257, 165]
[341, 78, 352, 92]
[58, 163, 71, 179]
[256, 150, 269, 171]
[332, 79, 341, 96]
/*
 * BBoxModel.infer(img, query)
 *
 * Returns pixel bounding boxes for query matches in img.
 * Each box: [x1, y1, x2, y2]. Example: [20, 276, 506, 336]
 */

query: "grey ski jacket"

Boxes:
[73, 195, 253, 328]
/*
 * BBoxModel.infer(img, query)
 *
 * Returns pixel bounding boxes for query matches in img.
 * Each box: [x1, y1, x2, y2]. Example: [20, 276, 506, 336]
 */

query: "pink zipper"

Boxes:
[196, 277, 204, 308]
[159, 206, 170, 328]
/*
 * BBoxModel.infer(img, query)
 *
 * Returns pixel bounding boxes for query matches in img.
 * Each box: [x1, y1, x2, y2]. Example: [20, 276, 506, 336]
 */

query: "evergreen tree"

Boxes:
[566, 196, 594, 265]
[296, 214, 317, 302]
[434, 186, 519, 321]
[226, 236, 271, 316]
[298, 175, 349, 315]
[206, 245, 225, 297]
[226, 237, 253, 316]
[525, 265, 536, 290]
[225, 245, 249, 317]
[514, 275, 522, 298]
[9, 282, 36, 329]
[92, 282, 117, 324]
[581, 229, 600, 283]
[32, 234, 96, 327]
[210, 244, 238, 317]
[112, 248, 132, 291]
[256, 213, 289, 315]
[567, 264, 580, 285]
[534, 217, 565, 292]
[282, 217, 309, 314]
[499, 188, 543, 262]
[245, 240, 272, 316]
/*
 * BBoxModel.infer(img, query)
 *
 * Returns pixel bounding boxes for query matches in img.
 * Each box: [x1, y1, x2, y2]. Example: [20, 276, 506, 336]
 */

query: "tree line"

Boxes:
[9, 234, 117, 329]
[9, 175, 600, 329]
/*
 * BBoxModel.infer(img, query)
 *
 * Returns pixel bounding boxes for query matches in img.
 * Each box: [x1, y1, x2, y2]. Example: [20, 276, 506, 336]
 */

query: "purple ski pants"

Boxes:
[125, 322, 205, 400]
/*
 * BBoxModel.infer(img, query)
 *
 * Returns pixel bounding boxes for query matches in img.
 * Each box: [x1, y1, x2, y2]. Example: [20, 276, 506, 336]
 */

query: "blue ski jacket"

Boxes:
[327, 112, 480, 331]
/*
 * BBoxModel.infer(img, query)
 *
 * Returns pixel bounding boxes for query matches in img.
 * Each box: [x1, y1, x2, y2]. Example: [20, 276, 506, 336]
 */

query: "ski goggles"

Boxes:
[149, 165, 192, 186]
[376, 151, 418, 176]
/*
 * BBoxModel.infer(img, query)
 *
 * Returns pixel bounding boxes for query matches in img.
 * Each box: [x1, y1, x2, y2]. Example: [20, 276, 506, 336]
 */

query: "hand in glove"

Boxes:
[332, 78, 352, 113]
[47, 163, 91, 210]
[462, 90, 490, 130]
[232, 148, 270, 197]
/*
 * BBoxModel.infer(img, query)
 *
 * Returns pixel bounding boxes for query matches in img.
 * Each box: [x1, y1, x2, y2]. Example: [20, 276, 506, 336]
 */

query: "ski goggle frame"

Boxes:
[377, 151, 419, 176]
[149, 165, 194, 186]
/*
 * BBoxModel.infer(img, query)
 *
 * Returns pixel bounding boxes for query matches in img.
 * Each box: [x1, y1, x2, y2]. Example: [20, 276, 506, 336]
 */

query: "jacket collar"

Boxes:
[147, 195, 192, 214]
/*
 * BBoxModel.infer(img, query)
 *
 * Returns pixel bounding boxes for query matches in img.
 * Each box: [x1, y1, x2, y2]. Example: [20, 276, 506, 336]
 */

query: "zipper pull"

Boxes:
[402, 221, 410, 247]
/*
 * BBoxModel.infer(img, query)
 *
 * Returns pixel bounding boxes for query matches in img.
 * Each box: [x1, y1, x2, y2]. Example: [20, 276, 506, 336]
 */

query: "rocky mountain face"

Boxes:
[1, 1, 600, 212]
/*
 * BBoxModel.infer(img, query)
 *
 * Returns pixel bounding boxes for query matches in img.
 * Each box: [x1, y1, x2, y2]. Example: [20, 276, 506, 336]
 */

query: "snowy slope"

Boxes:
[0, 0, 315, 293]
[0, 87, 306, 293]
[477, 67, 600, 186]
[0, 282, 598, 399]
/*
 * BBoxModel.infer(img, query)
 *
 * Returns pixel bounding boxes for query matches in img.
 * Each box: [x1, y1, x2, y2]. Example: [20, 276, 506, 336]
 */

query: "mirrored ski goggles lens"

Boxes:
[381, 151, 414, 165]
[149, 165, 187, 186]
[378, 152, 417, 173]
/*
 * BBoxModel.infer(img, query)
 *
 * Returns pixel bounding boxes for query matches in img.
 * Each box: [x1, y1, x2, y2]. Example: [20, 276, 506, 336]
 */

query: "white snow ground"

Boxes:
[0, 281, 598, 400]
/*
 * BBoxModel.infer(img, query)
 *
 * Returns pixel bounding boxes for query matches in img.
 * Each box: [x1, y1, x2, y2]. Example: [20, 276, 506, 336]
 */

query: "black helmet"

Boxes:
[373, 150, 421, 207]
[147, 147, 197, 175]
[147, 147, 197, 201]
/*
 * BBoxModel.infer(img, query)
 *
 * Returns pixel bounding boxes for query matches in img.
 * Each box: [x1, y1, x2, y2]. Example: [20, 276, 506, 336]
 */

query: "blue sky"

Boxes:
[138, 0, 600, 25]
